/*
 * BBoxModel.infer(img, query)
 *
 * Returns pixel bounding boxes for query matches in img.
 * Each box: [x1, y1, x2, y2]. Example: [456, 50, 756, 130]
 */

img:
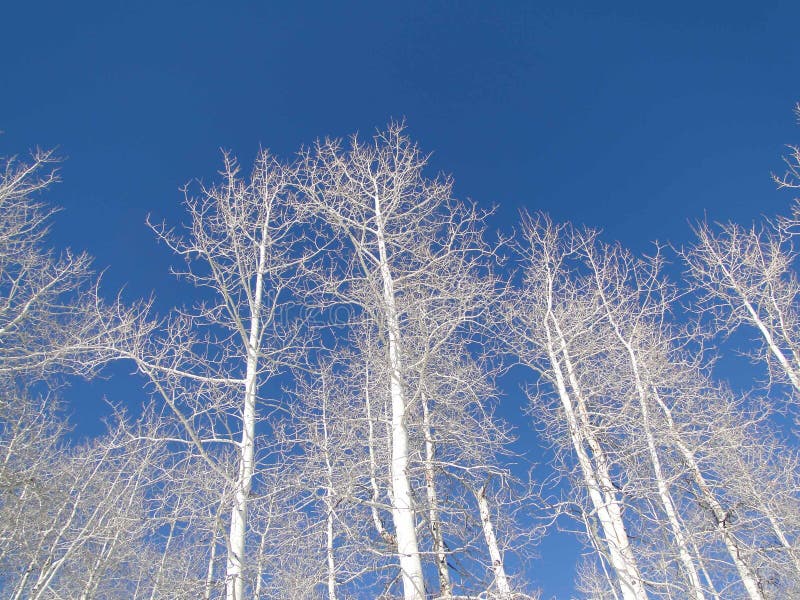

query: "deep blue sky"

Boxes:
[2, 2, 799, 597]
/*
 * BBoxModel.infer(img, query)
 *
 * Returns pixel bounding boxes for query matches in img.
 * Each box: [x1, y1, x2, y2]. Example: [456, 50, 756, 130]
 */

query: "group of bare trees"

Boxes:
[3, 105, 800, 599]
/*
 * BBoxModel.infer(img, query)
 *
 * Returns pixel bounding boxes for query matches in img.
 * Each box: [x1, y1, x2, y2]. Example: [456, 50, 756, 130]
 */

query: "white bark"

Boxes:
[544, 315, 647, 600]
[688, 224, 800, 394]
[726, 268, 800, 392]
[374, 192, 425, 600]
[204, 538, 218, 600]
[422, 391, 453, 597]
[326, 499, 337, 600]
[226, 217, 268, 600]
[365, 358, 394, 546]
[322, 382, 338, 600]
[476, 482, 512, 600]
[652, 391, 766, 600]
[590, 271, 706, 600]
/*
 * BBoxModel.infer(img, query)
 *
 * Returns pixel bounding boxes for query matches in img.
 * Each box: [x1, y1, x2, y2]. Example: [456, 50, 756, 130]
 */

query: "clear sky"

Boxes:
[2, 2, 799, 597]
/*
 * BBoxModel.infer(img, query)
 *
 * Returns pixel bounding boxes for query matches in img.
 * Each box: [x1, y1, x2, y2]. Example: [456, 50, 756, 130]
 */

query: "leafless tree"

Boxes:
[299, 124, 530, 600]
[98, 150, 311, 599]
[685, 220, 800, 407]
[504, 214, 649, 600]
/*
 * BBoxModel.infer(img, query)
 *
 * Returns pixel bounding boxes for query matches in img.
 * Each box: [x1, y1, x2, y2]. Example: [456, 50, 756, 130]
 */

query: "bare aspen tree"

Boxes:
[301, 124, 503, 600]
[100, 150, 308, 600]
[474, 479, 514, 599]
[505, 214, 649, 600]
[285, 357, 389, 599]
[686, 220, 800, 403]
[580, 240, 708, 600]
[574, 234, 784, 599]
[0, 146, 161, 598]
[0, 148, 128, 381]
[564, 223, 799, 597]
[414, 346, 533, 599]
[1, 416, 163, 599]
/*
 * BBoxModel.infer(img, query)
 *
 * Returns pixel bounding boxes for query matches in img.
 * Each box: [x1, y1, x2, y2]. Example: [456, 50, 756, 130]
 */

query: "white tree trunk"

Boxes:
[476, 482, 512, 599]
[365, 360, 394, 546]
[422, 392, 453, 598]
[544, 301, 648, 600]
[374, 193, 425, 600]
[635, 391, 705, 600]
[652, 392, 766, 600]
[204, 538, 218, 600]
[226, 342, 258, 600]
[226, 226, 268, 600]
[322, 386, 338, 600]
[595, 289, 706, 600]
[326, 498, 337, 600]
[737, 283, 800, 391]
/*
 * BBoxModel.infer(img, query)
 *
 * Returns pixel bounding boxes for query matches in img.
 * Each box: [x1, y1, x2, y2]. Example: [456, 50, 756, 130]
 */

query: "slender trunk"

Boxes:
[204, 537, 218, 600]
[374, 192, 425, 600]
[79, 531, 120, 600]
[628, 361, 705, 599]
[11, 564, 33, 600]
[326, 497, 337, 600]
[594, 288, 706, 600]
[741, 289, 800, 390]
[205, 493, 228, 600]
[322, 385, 338, 600]
[581, 509, 622, 600]
[226, 222, 268, 600]
[365, 358, 394, 546]
[691, 538, 722, 600]
[710, 249, 800, 391]
[728, 422, 800, 575]
[544, 307, 648, 600]
[763, 508, 800, 575]
[652, 391, 766, 600]
[476, 482, 512, 599]
[226, 337, 258, 600]
[422, 391, 452, 598]
[253, 529, 268, 599]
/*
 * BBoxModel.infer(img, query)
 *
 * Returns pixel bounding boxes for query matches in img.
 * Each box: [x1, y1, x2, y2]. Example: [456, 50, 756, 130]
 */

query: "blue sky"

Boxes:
[2, 1, 799, 597]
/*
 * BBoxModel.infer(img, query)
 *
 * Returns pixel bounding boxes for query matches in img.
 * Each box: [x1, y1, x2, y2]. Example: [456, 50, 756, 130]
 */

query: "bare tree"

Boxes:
[505, 214, 650, 600]
[99, 150, 309, 600]
[508, 214, 800, 598]
[300, 124, 522, 600]
[685, 220, 800, 405]
[0, 412, 165, 600]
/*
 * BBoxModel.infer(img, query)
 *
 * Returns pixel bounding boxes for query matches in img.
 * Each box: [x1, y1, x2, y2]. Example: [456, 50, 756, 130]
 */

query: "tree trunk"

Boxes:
[544, 299, 648, 600]
[322, 385, 338, 600]
[422, 391, 453, 597]
[226, 224, 268, 600]
[652, 391, 766, 600]
[594, 287, 706, 600]
[365, 358, 395, 546]
[374, 192, 425, 600]
[476, 482, 512, 600]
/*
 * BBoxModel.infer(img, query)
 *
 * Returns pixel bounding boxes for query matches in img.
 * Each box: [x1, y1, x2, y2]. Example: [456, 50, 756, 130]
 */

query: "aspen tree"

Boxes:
[505, 215, 649, 600]
[301, 124, 503, 599]
[102, 151, 309, 599]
